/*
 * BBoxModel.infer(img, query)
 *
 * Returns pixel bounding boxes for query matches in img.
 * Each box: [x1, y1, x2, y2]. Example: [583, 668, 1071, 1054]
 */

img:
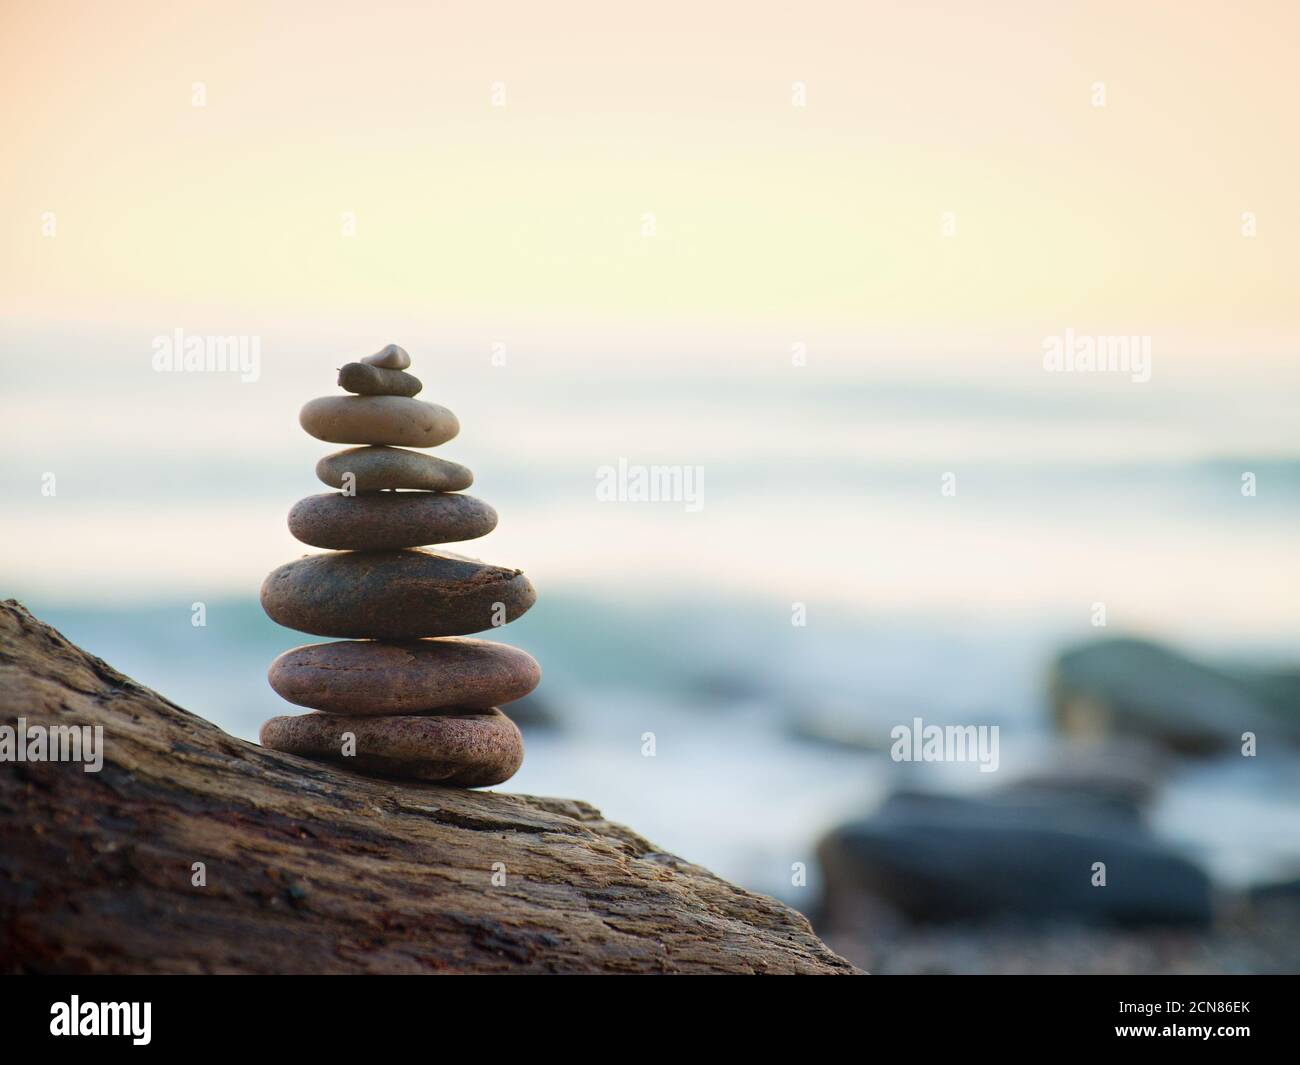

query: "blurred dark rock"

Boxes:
[818, 791, 1212, 928]
[784, 696, 893, 752]
[1223, 666, 1300, 721]
[1050, 637, 1299, 755]
[1002, 738, 1168, 814]
[501, 690, 561, 731]
[1248, 876, 1300, 909]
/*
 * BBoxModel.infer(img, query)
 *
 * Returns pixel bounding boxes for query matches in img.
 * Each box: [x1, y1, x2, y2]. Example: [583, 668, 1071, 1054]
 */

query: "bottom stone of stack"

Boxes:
[259, 708, 523, 787]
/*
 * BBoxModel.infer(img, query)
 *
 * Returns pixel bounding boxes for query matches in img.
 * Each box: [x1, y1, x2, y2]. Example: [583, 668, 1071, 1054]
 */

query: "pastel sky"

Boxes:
[2, 2, 1298, 642]
[3, 0, 1299, 351]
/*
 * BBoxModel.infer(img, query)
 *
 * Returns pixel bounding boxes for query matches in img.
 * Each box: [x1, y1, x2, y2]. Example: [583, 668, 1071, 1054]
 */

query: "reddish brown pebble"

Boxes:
[259, 709, 523, 786]
[287, 492, 497, 550]
[268, 638, 541, 713]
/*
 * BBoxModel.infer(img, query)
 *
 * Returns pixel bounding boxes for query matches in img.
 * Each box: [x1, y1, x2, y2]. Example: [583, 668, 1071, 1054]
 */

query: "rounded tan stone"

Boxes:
[260, 548, 537, 638]
[287, 492, 497, 550]
[259, 708, 524, 786]
[268, 638, 541, 713]
[362, 343, 411, 369]
[337, 362, 422, 397]
[299, 396, 458, 448]
[315, 446, 473, 493]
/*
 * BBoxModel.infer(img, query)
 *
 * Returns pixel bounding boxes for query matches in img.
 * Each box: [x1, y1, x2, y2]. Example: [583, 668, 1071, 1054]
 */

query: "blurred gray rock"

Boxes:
[1050, 637, 1299, 754]
[1002, 738, 1168, 814]
[1248, 876, 1300, 910]
[501, 691, 562, 732]
[784, 695, 895, 752]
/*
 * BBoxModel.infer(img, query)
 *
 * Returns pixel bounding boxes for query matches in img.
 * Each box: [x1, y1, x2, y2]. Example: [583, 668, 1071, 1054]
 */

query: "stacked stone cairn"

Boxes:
[259, 344, 539, 787]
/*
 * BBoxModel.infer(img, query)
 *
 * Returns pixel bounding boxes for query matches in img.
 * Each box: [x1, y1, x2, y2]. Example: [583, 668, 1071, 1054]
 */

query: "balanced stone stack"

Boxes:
[258, 344, 539, 787]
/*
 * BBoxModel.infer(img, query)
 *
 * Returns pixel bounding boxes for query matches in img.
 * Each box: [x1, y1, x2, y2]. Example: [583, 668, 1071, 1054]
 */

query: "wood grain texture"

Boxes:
[0, 601, 859, 974]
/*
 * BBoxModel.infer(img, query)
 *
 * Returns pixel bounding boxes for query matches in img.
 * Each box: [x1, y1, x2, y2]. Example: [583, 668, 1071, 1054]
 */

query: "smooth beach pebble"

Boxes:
[315, 446, 473, 492]
[337, 361, 422, 397]
[260, 548, 537, 638]
[259, 708, 524, 786]
[287, 492, 498, 550]
[268, 638, 541, 713]
[362, 343, 411, 370]
[299, 395, 458, 448]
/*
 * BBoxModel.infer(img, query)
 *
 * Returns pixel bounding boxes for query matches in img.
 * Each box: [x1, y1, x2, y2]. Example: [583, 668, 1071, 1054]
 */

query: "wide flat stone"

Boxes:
[259, 708, 523, 786]
[338, 362, 422, 397]
[299, 395, 458, 448]
[260, 548, 537, 638]
[288, 492, 497, 550]
[316, 446, 473, 492]
[268, 638, 541, 713]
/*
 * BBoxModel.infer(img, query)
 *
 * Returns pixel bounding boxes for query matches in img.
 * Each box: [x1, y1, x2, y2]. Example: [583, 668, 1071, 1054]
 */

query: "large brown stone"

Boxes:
[337, 361, 422, 397]
[260, 548, 537, 638]
[1, 600, 861, 974]
[287, 492, 497, 550]
[259, 708, 524, 786]
[315, 446, 473, 492]
[299, 395, 458, 448]
[268, 638, 541, 713]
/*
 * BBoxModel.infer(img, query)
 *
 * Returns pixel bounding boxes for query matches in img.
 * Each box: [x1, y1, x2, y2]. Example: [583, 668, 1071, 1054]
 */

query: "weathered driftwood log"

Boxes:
[0, 602, 858, 974]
